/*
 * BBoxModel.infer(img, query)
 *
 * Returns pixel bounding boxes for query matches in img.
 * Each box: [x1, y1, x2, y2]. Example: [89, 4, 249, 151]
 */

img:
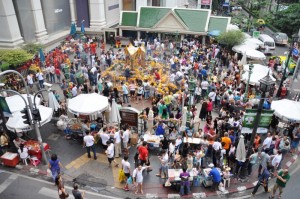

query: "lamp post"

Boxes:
[186, 77, 196, 128]
[244, 63, 254, 102]
[240, 72, 275, 179]
[0, 70, 48, 165]
[276, 34, 299, 98]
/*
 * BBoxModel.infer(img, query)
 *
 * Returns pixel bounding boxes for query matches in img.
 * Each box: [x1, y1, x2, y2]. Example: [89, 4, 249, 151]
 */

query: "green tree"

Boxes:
[273, 3, 300, 36]
[217, 30, 246, 49]
[22, 43, 44, 54]
[0, 49, 33, 67]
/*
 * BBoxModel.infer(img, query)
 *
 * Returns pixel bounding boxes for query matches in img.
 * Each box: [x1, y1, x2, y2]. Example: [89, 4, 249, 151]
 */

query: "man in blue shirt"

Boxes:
[251, 168, 270, 196]
[208, 163, 221, 191]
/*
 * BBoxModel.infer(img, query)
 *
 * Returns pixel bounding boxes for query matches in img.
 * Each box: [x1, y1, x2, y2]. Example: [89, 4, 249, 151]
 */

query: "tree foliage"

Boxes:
[21, 43, 44, 54]
[0, 49, 33, 66]
[217, 30, 246, 48]
[272, 3, 300, 36]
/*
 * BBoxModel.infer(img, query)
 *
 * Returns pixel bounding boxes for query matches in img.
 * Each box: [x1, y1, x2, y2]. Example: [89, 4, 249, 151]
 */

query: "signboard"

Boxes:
[292, 48, 299, 56]
[241, 127, 268, 134]
[242, 109, 274, 128]
[201, 0, 211, 5]
[253, 31, 260, 39]
[120, 109, 138, 130]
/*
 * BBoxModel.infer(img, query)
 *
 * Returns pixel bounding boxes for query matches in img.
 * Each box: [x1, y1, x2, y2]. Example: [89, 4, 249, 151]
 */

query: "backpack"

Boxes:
[156, 125, 165, 135]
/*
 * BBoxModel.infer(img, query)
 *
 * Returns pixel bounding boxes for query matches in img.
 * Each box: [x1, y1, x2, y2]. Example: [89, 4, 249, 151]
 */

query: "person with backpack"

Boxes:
[155, 121, 166, 136]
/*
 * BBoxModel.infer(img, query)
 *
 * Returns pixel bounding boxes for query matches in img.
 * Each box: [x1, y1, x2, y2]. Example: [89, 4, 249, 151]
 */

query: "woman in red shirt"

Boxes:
[206, 98, 213, 116]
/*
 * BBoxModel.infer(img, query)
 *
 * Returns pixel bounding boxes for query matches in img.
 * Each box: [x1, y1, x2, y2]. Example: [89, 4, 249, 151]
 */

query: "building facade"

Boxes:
[0, 0, 211, 48]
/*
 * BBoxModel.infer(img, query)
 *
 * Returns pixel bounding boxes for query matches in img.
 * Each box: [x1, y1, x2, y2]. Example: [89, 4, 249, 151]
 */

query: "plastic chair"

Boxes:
[21, 156, 31, 165]
[223, 177, 231, 188]
[30, 156, 41, 167]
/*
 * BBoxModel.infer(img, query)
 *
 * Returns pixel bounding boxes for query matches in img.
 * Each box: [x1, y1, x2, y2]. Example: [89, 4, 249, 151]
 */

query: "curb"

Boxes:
[11, 146, 300, 198]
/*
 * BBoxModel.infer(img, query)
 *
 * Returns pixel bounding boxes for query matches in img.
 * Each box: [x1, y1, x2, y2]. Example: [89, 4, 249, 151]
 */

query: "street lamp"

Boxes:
[0, 70, 48, 165]
[240, 71, 275, 179]
[244, 63, 254, 102]
[186, 77, 196, 128]
[276, 34, 299, 98]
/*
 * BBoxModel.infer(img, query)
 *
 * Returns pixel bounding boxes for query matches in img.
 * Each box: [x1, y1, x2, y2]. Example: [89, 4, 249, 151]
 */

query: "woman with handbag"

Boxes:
[55, 174, 69, 199]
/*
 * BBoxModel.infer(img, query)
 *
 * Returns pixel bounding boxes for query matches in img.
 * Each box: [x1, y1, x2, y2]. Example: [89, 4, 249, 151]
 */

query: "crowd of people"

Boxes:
[1, 32, 298, 199]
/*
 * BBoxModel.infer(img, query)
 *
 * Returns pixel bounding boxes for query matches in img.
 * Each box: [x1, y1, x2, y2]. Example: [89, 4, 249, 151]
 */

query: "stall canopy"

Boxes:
[245, 49, 266, 60]
[271, 99, 300, 122]
[232, 43, 258, 53]
[245, 37, 264, 46]
[6, 94, 41, 113]
[48, 92, 60, 112]
[6, 105, 53, 132]
[68, 93, 109, 115]
[227, 24, 239, 31]
[242, 64, 275, 85]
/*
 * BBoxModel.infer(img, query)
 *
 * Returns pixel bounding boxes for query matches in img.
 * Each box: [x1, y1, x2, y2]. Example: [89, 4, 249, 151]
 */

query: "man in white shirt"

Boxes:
[71, 85, 77, 97]
[100, 127, 110, 150]
[27, 73, 34, 89]
[262, 133, 272, 153]
[83, 131, 97, 160]
[122, 127, 130, 152]
[122, 156, 131, 191]
[201, 79, 209, 97]
[114, 128, 122, 158]
[36, 70, 44, 89]
[106, 140, 119, 167]
[208, 88, 216, 103]
[49, 65, 55, 83]
[271, 150, 282, 171]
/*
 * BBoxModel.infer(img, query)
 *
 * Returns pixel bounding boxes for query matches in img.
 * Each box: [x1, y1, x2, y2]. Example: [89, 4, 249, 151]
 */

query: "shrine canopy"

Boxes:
[124, 44, 146, 66]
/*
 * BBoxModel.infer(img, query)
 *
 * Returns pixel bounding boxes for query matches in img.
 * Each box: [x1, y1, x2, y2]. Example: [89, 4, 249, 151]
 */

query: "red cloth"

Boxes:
[206, 101, 213, 111]
[154, 72, 160, 80]
[25, 140, 49, 160]
[138, 146, 148, 161]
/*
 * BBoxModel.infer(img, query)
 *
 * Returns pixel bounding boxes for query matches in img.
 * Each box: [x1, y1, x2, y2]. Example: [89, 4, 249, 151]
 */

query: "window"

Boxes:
[123, 0, 136, 11]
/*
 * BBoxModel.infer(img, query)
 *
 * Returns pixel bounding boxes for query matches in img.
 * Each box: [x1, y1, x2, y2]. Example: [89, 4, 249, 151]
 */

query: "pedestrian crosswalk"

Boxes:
[0, 174, 17, 194]
[38, 187, 76, 199]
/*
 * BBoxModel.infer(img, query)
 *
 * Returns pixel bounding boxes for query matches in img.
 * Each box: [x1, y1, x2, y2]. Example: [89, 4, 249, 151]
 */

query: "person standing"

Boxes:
[122, 127, 131, 154]
[122, 156, 131, 191]
[48, 154, 63, 182]
[138, 141, 151, 172]
[27, 73, 34, 92]
[55, 67, 61, 84]
[179, 167, 191, 196]
[114, 128, 122, 158]
[121, 82, 129, 104]
[132, 164, 151, 195]
[83, 131, 97, 160]
[100, 127, 110, 150]
[106, 140, 119, 167]
[36, 70, 44, 89]
[251, 167, 271, 196]
[49, 65, 56, 83]
[72, 183, 85, 199]
[269, 169, 290, 199]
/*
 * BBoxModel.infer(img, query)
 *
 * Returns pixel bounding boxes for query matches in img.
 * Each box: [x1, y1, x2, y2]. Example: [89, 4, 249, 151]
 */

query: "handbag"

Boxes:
[127, 176, 133, 184]
[118, 169, 126, 183]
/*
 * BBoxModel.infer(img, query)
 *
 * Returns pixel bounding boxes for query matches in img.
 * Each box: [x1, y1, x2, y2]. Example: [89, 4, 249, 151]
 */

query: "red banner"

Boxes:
[201, 0, 211, 5]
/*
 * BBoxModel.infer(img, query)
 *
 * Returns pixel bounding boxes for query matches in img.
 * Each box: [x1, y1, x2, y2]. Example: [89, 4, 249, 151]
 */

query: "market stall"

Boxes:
[24, 140, 50, 160]
[6, 105, 53, 132]
[271, 99, 300, 122]
[143, 133, 161, 147]
[242, 64, 275, 85]
[5, 94, 41, 113]
[68, 93, 109, 116]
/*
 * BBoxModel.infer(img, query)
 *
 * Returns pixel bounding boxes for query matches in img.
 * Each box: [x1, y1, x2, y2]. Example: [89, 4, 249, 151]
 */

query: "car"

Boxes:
[273, 32, 288, 45]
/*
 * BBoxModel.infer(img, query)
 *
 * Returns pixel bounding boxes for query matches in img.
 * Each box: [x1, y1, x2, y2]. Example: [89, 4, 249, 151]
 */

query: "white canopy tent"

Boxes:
[6, 94, 41, 113]
[48, 92, 60, 112]
[242, 64, 275, 85]
[6, 105, 53, 132]
[243, 32, 252, 39]
[227, 24, 239, 31]
[245, 49, 266, 60]
[271, 99, 300, 122]
[68, 93, 109, 115]
[236, 135, 246, 162]
[245, 37, 264, 46]
[232, 43, 258, 53]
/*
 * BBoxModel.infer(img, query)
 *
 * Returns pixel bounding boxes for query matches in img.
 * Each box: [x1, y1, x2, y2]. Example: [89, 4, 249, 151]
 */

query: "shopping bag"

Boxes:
[118, 169, 126, 183]
[127, 176, 133, 184]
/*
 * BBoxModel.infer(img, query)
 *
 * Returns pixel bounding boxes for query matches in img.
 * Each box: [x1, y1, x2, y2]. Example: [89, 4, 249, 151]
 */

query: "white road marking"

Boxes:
[0, 174, 17, 194]
[38, 187, 75, 199]
[286, 161, 292, 167]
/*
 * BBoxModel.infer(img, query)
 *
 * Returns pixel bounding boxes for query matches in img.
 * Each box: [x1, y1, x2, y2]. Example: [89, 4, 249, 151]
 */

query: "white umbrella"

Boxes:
[242, 64, 275, 85]
[6, 94, 41, 113]
[240, 52, 247, 65]
[271, 99, 300, 122]
[243, 32, 252, 39]
[245, 49, 266, 60]
[236, 135, 246, 162]
[245, 37, 264, 46]
[109, 99, 121, 124]
[48, 92, 60, 112]
[68, 93, 109, 115]
[232, 43, 258, 53]
[6, 105, 53, 132]
[227, 24, 239, 31]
